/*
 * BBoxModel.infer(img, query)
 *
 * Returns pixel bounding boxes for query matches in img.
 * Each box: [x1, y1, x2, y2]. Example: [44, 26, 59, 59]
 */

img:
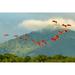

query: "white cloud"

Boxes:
[19, 18, 75, 31]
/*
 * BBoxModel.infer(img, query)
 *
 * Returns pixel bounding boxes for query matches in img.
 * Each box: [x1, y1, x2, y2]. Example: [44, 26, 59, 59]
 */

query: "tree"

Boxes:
[52, 55, 65, 60]
[32, 55, 48, 62]
[24, 56, 31, 62]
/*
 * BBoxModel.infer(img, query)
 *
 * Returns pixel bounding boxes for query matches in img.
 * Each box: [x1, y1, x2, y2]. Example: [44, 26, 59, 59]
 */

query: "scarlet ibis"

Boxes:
[41, 40, 47, 44]
[62, 24, 67, 27]
[51, 38, 56, 42]
[4, 33, 9, 36]
[64, 30, 68, 32]
[67, 24, 71, 26]
[32, 39, 36, 43]
[51, 35, 59, 42]
[32, 40, 43, 47]
[14, 34, 18, 38]
[58, 31, 64, 35]
[52, 20, 57, 23]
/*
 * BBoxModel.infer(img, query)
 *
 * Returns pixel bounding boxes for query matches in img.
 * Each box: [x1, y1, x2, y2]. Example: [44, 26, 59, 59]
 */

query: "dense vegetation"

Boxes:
[0, 53, 75, 62]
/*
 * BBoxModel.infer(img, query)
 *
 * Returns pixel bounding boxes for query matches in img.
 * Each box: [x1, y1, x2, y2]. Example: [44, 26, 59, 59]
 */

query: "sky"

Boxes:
[0, 13, 75, 43]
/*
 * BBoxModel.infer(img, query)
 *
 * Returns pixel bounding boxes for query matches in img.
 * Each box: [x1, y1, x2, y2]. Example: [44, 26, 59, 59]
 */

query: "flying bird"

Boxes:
[14, 34, 19, 38]
[51, 38, 56, 42]
[67, 24, 71, 26]
[52, 20, 57, 24]
[62, 24, 67, 27]
[64, 30, 68, 32]
[51, 35, 59, 42]
[32, 40, 43, 47]
[41, 40, 48, 44]
[58, 31, 64, 35]
[3, 33, 9, 37]
[36, 41, 44, 47]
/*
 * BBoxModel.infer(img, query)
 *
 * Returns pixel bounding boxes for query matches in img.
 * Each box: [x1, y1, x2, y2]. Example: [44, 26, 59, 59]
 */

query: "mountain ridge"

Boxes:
[0, 28, 75, 57]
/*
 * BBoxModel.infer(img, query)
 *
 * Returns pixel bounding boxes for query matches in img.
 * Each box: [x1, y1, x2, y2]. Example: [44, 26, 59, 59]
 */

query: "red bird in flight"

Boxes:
[58, 31, 64, 35]
[52, 20, 57, 24]
[67, 24, 71, 26]
[62, 24, 67, 27]
[51, 35, 59, 42]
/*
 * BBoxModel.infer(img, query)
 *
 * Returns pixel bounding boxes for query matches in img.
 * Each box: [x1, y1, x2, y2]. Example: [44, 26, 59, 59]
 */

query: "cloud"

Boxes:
[19, 18, 75, 31]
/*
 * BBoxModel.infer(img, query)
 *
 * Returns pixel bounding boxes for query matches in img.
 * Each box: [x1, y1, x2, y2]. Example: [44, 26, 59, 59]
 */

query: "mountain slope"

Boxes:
[0, 29, 75, 57]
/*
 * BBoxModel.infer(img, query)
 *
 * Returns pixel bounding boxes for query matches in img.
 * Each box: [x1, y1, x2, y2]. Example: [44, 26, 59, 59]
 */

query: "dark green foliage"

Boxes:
[31, 55, 48, 62]
[0, 53, 75, 62]
[24, 56, 31, 62]
[51, 55, 66, 59]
